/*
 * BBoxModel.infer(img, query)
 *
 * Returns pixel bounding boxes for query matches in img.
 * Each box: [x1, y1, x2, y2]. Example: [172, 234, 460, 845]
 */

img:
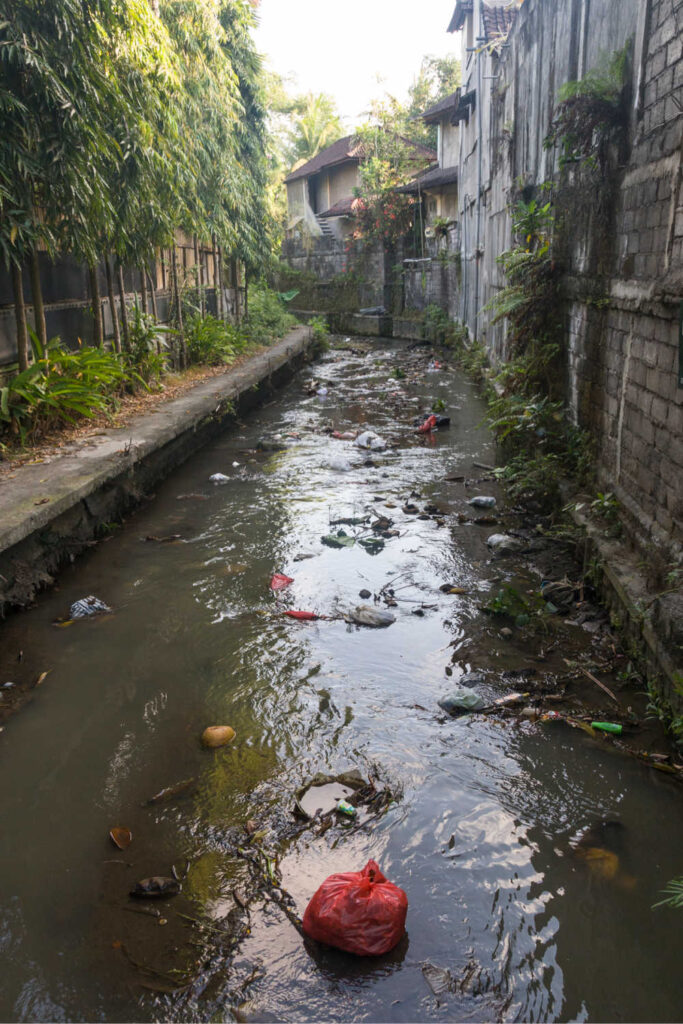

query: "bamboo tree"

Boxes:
[29, 248, 47, 350]
[147, 270, 158, 321]
[217, 243, 225, 321]
[212, 234, 221, 319]
[104, 255, 121, 353]
[89, 264, 104, 346]
[11, 261, 29, 372]
[140, 266, 148, 314]
[116, 261, 130, 351]
[171, 244, 186, 368]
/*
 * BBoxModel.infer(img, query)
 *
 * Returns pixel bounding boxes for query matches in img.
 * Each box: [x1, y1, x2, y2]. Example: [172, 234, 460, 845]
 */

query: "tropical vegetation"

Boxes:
[0, 0, 271, 372]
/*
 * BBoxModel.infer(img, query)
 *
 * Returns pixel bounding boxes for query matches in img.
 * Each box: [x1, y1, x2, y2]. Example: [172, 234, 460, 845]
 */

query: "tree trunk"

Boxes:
[160, 248, 167, 292]
[212, 235, 221, 320]
[11, 260, 29, 372]
[147, 270, 158, 322]
[217, 245, 225, 321]
[89, 264, 104, 346]
[104, 255, 121, 353]
[171, 245, 186, 369]
[116, 260, 130, 351]
[232, 258, 241, 323]
[193, 236, 204, 316]
[140, 266, 148, 314]
[29, 248, 47, 352]
[243, 265, 248, 319]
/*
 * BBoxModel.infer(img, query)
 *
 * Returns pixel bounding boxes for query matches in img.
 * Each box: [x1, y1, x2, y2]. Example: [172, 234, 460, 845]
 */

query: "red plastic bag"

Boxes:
[270, 573, 294, 591]
[418, 414, 437, 434]
[302, 859, 407, 956]
[285, 610, 319, 620]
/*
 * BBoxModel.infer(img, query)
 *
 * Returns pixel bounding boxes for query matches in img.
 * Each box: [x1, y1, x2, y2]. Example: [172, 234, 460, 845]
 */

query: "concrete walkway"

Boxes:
[0, 325, 314, 613]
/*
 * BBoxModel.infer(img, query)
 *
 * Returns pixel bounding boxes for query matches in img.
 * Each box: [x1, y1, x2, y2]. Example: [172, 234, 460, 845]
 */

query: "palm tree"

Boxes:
[288, 92, 343, 166]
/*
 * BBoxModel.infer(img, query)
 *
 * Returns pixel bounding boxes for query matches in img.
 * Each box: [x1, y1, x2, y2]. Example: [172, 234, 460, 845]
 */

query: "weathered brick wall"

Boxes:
[464, 0, 682, 560]
[584, 0, 683, 556]
[280, 236, 385, 310]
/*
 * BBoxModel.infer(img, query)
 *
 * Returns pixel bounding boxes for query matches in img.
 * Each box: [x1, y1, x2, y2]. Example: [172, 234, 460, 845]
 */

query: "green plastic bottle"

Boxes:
[336, 799, 357, 817]
[591, 721, 623, 735]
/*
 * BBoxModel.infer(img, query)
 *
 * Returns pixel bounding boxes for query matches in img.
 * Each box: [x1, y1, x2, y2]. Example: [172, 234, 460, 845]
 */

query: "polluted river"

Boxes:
[0, 336, 681, 1023]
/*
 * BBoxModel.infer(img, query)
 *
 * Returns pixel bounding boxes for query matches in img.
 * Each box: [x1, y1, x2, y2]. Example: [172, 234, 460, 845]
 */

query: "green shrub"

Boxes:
[309, 315, 330, 349]
[127, 305, 172, 383]
[186, 313, 245, 366]
[1, 337, 132, 442]
[243, 283, 297, 344]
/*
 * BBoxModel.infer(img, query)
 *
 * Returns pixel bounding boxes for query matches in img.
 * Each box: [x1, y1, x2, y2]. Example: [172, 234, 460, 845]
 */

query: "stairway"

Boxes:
[316, 215, 335, 238]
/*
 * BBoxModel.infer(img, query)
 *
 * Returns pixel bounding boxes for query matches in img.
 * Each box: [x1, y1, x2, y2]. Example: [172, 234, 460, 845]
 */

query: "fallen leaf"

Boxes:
[34, 671, 50, 687]
[34, 497, 50, 506]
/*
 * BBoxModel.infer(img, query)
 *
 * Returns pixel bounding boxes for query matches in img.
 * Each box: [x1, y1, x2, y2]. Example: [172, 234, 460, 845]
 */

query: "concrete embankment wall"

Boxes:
[460, 0, 682, 564]
[0, 326, 315, 617]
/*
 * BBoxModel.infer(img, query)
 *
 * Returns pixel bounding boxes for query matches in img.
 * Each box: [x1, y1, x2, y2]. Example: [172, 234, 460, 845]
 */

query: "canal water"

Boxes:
[0, 338, 681, 1023]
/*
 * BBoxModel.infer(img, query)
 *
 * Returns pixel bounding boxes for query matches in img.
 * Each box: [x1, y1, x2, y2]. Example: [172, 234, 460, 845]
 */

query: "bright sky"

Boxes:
[253, 0, 460, 127]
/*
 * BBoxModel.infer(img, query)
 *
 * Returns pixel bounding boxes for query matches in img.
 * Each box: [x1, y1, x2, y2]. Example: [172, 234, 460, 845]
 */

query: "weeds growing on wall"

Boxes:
[544, 45, 630, 169]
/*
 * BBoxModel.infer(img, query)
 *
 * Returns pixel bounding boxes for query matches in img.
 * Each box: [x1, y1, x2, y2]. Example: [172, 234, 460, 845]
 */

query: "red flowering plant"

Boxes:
[349, 118, 427, 247]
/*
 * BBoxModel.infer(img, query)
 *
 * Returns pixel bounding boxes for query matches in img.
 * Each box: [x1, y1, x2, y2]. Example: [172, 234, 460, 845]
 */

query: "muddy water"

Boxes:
[0, 339, 681, 1023]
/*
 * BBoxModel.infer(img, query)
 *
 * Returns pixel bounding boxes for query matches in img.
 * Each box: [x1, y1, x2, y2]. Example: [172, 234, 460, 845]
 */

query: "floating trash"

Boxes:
[486, 533, 522, 553]
[346, 605, 396, 627]
[467, 496, 497, 508]
[201, 725, 236, 748]
[109, 826, 133, 850]
[69, 596, 112, 618]
[438, 686, 487, 714]
[270, 573, 294, 591]
[355, 430, 387, 451]
[130, 876, 180, 898]
[325, 456, 352, 472]
[322, 531, 356, 549]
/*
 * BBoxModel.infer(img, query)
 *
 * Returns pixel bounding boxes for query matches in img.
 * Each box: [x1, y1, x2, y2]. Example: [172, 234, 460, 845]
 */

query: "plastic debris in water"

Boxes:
[325, 456, 352, 472]
[355, 430, 387, 451]
[285, 610, 319, 621]
[346, 605, 396, 627]
[69, 596, 112, 618]
[209, 473, 229, 484]
[591, 721, 623, 734]
[336, 799, 357, 817]
[130, 876, 180, 898]
[438, 686, 487, 714]
[467, 496, 497, 508]
[418, 414, 438, 433]
[486, 533, 522, 552]
[201, 725, 236, 748]
[270, 573, 294, 590]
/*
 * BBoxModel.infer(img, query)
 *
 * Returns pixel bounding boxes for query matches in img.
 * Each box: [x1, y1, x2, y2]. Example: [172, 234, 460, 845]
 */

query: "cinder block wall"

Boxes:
[465, 0, 682, 560]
